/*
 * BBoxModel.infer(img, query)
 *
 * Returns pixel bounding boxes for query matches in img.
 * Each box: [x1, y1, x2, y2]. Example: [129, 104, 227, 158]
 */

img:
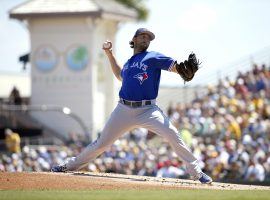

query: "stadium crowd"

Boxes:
[0, 63, 269, 183]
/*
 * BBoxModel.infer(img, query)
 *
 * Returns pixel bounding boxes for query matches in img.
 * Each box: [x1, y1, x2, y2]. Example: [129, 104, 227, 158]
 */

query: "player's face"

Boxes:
[134, 33, 151, 51]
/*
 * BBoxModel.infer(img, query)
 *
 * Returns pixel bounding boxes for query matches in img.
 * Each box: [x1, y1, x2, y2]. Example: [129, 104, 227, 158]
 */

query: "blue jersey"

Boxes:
[119, 51, 175, 101]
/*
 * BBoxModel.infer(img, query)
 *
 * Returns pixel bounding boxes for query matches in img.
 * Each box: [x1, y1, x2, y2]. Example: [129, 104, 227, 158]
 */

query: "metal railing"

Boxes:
[0, 104, 91, 142]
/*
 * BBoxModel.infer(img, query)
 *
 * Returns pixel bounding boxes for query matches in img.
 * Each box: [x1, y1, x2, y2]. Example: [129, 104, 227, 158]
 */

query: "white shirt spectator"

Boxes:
[245, 163, 265, 182]
[157, 166, 185, 178]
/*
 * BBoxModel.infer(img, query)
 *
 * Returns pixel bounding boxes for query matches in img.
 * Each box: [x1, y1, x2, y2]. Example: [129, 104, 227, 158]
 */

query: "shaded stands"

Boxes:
[0, 98, 64, 151]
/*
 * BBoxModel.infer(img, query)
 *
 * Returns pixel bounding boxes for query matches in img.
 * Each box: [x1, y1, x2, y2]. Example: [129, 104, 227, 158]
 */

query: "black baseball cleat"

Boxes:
[51, 164, 67, 172]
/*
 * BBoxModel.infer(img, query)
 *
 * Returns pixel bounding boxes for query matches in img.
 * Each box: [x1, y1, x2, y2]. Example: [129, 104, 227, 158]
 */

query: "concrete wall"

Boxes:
[28, 16, 118, 140]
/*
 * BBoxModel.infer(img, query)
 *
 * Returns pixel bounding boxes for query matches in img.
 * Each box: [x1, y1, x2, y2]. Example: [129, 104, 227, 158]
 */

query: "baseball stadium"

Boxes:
[1, 0, 270, 200]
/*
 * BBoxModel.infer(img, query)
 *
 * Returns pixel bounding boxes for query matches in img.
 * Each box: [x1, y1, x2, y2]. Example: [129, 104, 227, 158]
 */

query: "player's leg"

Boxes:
[138, 105, 212, 183]
[52, 103, 135, 171]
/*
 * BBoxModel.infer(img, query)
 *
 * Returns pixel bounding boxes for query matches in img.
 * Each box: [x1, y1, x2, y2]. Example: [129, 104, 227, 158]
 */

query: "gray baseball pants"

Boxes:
[66, 102, 202, 177]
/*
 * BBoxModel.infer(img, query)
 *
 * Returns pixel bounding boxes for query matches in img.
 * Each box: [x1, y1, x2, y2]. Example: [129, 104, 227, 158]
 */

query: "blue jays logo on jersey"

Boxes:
[133, 72, 148, 85]
[123, 61, 149, 72]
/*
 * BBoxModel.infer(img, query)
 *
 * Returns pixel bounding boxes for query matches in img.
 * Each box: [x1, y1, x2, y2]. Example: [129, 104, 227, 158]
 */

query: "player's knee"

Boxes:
[86, 139, 108, 152]
[95, 141, 111, 152]
[164, 128, 183, 142]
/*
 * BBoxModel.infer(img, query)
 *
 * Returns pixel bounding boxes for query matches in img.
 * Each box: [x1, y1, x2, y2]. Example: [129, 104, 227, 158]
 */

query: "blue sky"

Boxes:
[1, 0, 270, 86]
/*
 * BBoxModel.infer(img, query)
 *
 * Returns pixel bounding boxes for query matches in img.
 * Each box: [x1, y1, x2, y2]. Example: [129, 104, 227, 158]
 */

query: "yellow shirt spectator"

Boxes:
[5, 129, 21, 153]
[252, 97, 264, 111]
[228, 121, 241, 140]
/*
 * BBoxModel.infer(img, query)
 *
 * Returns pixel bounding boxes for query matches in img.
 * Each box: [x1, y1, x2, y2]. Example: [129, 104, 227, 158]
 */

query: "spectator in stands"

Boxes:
[4, 128, 21, 154]
[244, 159, 265, 182]
[225, 114, 242, 141]
[9, 86, 22, 105]
[156, 160, 185, 178]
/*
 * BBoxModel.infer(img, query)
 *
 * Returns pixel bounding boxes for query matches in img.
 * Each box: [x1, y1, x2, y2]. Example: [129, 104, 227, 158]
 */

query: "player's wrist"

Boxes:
[104, 49, 113, 56]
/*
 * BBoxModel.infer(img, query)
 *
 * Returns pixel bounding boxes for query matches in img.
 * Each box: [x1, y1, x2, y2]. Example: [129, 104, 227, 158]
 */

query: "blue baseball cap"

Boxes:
[133, 28, 155, 41]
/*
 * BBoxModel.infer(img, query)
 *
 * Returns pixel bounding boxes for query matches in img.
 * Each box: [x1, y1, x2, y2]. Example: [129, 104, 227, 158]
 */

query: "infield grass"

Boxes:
[0, 189, 269, 200]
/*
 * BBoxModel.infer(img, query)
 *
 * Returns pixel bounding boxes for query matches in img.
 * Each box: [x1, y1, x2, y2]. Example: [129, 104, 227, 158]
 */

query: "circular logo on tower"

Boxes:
[34, 45, 58, 72]
[66, 45, 89, 71]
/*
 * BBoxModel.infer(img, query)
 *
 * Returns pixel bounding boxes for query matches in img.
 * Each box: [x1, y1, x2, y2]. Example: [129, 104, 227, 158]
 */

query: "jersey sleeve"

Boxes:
[151, 52, 176, 71]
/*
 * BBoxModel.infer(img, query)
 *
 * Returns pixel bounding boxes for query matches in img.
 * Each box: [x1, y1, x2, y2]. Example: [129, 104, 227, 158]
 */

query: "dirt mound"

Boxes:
[1, 172, 269, 190]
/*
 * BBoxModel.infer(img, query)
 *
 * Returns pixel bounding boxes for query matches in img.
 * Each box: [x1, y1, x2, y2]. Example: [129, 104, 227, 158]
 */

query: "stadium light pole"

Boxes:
[0, 104, 91, 142]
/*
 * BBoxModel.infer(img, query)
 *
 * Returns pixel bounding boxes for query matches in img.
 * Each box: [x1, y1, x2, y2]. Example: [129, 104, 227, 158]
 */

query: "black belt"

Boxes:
[120, 98, 155, 108]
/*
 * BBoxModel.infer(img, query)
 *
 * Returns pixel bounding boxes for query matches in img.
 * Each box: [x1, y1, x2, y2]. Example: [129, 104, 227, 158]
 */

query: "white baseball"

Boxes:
[103, 41, 112, 49]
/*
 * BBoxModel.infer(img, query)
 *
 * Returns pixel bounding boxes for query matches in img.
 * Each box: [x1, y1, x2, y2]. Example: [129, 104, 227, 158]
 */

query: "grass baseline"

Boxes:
[0, 189, 269, 200]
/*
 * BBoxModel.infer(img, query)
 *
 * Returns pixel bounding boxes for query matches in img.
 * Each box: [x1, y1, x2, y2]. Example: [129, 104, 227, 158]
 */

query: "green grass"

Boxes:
[0, 190, 269, 200]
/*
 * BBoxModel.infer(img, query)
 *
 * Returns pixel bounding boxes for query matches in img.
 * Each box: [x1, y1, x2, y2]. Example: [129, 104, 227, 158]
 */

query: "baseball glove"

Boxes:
[176, 53, 201, 82]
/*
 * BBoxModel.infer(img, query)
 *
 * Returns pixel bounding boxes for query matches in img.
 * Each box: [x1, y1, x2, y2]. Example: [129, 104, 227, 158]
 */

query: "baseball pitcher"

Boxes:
[51, 28, 212, 184]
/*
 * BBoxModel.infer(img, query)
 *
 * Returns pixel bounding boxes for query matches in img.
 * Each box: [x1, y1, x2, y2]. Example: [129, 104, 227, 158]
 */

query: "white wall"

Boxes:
[92, 20, 121, 123]
[29, 16, 118, 140]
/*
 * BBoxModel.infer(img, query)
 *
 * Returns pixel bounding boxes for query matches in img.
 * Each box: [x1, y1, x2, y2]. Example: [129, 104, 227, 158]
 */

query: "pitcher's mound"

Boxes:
[1, 172, 269, 190]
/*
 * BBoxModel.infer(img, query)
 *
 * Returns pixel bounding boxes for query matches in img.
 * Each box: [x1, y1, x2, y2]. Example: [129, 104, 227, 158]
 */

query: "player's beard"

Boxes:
[136, 42, 149, 52]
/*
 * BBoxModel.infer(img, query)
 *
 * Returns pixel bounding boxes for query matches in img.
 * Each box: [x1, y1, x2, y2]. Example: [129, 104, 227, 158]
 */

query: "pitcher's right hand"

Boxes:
[102, 40, 112, 51]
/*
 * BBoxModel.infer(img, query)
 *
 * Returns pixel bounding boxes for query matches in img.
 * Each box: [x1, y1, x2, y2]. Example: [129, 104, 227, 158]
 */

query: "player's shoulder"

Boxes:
[147, 51, 162, 55]
[146, 51, 165, 57]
